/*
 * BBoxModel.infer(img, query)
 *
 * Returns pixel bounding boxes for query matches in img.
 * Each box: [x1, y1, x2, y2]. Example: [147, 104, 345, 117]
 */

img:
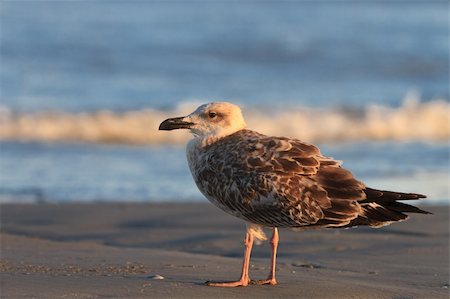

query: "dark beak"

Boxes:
[159, 117, 194, 131]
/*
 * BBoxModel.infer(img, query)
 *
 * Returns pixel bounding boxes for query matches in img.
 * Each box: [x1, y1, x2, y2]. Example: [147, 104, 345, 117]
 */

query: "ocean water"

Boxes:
[1, 1, 448, 111]
[0, 141, 448, 204]
[0, 1, 448, 204]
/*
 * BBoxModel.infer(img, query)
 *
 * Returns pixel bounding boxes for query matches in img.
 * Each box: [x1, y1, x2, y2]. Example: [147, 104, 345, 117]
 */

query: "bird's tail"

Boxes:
[348, 188, 431, 228]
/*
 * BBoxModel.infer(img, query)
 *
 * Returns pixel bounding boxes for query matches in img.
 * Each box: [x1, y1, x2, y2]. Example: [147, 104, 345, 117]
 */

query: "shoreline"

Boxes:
[1, 202, 448, 298]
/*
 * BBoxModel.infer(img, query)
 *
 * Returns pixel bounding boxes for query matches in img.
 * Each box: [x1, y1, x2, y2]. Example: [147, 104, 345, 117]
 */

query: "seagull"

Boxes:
[159, 102, 429, 287]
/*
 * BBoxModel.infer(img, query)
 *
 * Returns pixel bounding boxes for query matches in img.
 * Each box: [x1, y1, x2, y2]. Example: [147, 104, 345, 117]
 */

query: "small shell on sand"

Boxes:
[148, 274, 164, 280]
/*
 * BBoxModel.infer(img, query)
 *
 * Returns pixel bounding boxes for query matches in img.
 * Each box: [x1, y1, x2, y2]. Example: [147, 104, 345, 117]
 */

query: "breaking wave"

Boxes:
[0, 98, 448, 145]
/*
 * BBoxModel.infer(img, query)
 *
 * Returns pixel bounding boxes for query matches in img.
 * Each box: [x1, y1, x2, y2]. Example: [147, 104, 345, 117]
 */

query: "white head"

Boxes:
[159, 102, 246, 140]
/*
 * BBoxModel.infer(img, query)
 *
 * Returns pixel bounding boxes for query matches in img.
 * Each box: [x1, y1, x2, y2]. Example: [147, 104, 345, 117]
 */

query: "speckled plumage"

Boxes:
[187, 129, 428, 233]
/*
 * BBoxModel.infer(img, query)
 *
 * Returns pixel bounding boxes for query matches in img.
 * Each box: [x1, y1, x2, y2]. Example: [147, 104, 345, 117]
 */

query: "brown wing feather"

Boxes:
[197, 130, 330, 226]
[197, 129, 428, 229]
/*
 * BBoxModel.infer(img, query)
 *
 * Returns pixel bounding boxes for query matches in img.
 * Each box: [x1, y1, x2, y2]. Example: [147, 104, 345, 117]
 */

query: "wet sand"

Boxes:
[1, 203, 448, 298]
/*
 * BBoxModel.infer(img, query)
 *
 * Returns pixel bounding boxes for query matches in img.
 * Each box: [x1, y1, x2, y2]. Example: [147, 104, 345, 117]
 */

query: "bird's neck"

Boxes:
[191, 123, 246, 147]
[199, 126, 246, 147]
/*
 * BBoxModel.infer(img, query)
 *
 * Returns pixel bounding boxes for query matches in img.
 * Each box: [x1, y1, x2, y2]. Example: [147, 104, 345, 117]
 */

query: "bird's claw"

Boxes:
[250, 278, 277, 285]
[205, 278, 250, 287]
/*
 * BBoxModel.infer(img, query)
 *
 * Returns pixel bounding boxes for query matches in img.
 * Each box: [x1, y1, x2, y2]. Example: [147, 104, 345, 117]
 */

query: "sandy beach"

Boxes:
[1, 202, 448, 298]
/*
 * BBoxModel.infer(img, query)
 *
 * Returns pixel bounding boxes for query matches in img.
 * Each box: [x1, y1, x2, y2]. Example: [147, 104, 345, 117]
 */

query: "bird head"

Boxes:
[159, 102, 247, 139]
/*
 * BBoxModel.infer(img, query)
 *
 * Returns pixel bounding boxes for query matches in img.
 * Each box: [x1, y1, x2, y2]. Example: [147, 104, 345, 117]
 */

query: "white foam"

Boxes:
[0, 98, 448, 145]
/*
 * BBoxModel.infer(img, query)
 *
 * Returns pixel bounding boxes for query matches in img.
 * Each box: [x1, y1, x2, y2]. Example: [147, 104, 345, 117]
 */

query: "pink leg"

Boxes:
[252, 227, 279, 285]
[206, 229, 254, 287]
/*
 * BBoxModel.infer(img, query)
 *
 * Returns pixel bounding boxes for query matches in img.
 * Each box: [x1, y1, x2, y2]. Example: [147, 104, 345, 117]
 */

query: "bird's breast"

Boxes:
[186, 139, 246, 217]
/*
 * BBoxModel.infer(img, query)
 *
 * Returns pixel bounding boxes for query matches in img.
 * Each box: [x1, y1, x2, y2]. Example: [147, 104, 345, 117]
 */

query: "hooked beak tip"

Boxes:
[159, 117, 194, 131]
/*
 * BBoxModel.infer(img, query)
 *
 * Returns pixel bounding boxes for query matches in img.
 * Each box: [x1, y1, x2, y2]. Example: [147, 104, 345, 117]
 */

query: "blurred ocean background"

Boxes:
[0, 1, 448, 204]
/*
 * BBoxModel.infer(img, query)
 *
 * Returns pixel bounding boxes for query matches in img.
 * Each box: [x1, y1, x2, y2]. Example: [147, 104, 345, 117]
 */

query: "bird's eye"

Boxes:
[208, 112, 217, 118]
